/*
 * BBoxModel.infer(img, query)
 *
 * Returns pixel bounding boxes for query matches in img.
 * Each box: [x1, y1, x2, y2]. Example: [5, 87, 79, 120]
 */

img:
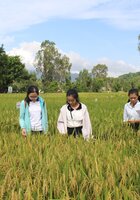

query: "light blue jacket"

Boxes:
[19, 96, 48, 134]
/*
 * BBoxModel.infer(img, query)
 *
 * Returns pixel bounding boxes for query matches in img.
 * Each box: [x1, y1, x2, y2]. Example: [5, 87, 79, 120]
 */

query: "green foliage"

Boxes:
[12, 73, 37, 92]
[92, 78, 104, 92]
[73, 70, 140, 92]
[0, 45, 37, 93]
[92, 64, 108, 78]
[34, 40, 72, 89]
[43, 81, 59, 92]
[119, 72, 140, 91]
[112, 79, 122, 92]
[76, 69, 92, 92]
[0, 93, 140, 199]
[1, 35, 140, 93]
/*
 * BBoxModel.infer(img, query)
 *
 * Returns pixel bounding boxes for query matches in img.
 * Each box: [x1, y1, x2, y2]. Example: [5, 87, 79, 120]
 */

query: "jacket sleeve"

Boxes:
[123, 104, 128, 122]
[19, 101, 26, 129]
[82, 107, 92, 139]
[44, 102, 48, 132]
[57, 109, 67, 134]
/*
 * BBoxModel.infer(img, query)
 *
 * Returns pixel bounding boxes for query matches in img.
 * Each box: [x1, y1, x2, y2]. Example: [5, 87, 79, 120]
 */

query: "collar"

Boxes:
[67, 103, 82, 111]
[128, 101, 139, 108]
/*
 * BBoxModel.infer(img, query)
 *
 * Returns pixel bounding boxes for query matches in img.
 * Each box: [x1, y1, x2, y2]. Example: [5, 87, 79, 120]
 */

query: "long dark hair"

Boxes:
[127, 88, 140, 102]
[66, 89, 80, 103]
[25, 85, 39, 105]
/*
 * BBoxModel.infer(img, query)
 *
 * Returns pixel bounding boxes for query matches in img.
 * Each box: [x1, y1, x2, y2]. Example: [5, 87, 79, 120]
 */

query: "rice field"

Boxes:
[0, 92, 140, 200]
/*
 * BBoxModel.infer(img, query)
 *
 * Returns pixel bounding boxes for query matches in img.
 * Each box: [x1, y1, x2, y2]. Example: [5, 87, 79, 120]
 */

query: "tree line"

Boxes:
[0, 36, 140, 93]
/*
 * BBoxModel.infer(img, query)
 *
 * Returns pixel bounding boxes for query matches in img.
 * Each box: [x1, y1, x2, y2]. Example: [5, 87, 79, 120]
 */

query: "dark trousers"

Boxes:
[67, 126, 82, 137]
[31, 131, 43, 134]
[130, 123, 139, 132]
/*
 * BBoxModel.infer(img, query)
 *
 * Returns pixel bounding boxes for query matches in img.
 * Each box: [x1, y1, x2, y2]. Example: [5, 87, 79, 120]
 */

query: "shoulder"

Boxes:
[38, 96, 44, 102]
[60, 104, 67, 111]
[20, 100, 25, 104]
[20, 100, 26, 106]
[38, 96, 46, 106]
[135, 101, 140, 108]
[81, 103, 87, 110]
[124, 102, 129, 108]
[20, 100, 27, 110]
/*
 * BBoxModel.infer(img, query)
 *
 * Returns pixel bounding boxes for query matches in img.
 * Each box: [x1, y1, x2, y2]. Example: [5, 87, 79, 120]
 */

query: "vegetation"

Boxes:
[92, 64, 108, 78]
[74, 71, 140, 92]
[0, 92, 140, 199]
[0, 45, 37, 93]
[1, 37, 140, 93]
[34, 40, 72, 92]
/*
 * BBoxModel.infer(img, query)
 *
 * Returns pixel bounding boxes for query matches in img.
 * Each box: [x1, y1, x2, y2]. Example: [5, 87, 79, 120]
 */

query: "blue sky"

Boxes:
[0, 0, 140, 77]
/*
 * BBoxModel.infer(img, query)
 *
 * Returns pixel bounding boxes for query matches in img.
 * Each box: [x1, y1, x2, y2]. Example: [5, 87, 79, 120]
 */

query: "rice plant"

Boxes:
[0, 93, 139, 199]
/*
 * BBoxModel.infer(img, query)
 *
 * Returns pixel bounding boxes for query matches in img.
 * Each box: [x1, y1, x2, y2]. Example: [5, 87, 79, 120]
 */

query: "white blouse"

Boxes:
[29, 101, 42, 131]
[66, 106, 84, 128]
[123, 101, 140, 122]
[57, 103, 92, 139]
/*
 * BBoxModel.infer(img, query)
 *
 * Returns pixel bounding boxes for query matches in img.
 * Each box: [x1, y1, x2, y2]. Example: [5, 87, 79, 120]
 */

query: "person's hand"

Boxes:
[129, 120, 140, 123]
[22, 128, 27, 138]
[128, 119, 140, 124]
[128, 120, 135, 124]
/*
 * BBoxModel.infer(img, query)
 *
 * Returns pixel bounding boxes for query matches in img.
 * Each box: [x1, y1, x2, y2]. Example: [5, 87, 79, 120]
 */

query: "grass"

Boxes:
[0, 92, 139, 200]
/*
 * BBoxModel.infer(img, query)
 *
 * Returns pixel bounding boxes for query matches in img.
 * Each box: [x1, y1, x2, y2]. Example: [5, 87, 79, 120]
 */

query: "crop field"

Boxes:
[0, 92, 140, 200]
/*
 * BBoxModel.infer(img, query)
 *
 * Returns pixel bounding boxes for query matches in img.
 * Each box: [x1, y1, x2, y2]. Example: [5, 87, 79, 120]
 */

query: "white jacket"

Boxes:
[123, 101, 140, 122]
[57, 103, 92, 139]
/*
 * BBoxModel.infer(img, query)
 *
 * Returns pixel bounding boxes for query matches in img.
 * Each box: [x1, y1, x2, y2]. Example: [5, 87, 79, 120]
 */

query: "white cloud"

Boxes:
[0, 0, 140, 36]
[68, 53, 140, 77]
[66, 52, 93, 73]
[95, 57, 140, 77]
[7, 41, 140, 77]
[8, 41, 40, 71]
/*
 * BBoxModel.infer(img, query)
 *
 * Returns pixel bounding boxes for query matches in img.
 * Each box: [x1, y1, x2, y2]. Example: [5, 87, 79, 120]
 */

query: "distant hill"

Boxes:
[31, 70, 79, 81]
[119, 72, 140, 79]
[32, 70, 140, 83]
[71, 71, 140, 82]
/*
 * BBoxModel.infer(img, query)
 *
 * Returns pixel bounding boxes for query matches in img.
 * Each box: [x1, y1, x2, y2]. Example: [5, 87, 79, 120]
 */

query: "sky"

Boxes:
[0, 0, 140, 77]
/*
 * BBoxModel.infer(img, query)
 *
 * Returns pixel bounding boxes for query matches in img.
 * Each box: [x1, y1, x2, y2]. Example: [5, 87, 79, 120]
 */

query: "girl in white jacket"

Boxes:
[57, 89, 92, 139]
[123, 88, 140, 131]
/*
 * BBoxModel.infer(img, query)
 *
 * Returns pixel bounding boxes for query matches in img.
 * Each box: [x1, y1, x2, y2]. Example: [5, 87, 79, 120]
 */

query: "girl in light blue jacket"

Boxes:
[19, 85, 48, 137]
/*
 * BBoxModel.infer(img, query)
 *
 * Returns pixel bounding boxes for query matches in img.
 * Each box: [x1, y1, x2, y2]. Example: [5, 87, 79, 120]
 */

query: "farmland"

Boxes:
[0, 93, 140, 200]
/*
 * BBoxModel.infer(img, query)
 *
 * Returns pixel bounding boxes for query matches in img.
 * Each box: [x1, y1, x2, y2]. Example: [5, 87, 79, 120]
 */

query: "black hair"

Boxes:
[25, 85, 39, 105]
[66, 89, 79, 103]
[127, 88, 140, 102]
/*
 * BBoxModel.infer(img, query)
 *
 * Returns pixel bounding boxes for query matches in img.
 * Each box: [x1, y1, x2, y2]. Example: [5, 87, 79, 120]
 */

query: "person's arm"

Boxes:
[19, 101, 26, 137]
[82, 106, 92, 140]
[57, 108, 67, 134]
[123, 104, 128, 123]
[43, 101, 48, 133]
[123, 104, 140, 124]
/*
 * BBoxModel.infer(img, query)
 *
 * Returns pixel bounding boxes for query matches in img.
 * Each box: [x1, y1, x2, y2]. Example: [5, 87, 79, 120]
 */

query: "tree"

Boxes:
[0, 45, 8, 92]
[92, 78, 104, 92]
[34, 40, 72, 91]
[12, 72, 37, 92]
[112, 79, 122, 92]
[92, 64, 108, 78]
[0, 45, 37, 92]
[75, 69, 92, 92]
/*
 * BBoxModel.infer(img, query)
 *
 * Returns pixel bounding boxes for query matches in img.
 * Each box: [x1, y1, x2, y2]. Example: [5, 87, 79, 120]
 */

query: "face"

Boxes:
[67, 95, 77, 107]
[28, 92, 38, 102]
[129, 93, 138, 105]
